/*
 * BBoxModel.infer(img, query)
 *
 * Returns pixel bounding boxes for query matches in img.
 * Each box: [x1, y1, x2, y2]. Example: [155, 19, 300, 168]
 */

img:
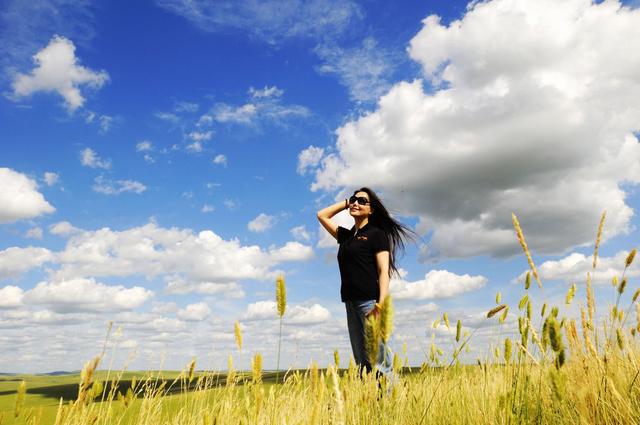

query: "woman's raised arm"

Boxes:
[316, 199, 347, 240]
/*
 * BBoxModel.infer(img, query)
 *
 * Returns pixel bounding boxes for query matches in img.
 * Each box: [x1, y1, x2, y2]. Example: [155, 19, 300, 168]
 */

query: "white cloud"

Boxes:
[80, 148, 111, 169]
[175, 101, 199, 113]
[290, 225, 312, 242]
[513, 250, 640, 285]
[51, 222, 313, 283]
[0, 168, 55, 223]
[288, 304, 331, 324]
[244, 300, 330, 324]
[311, 0, 640, 260]
[11, 35, 109, 111]
[214, 103, 257, 123]
[136, 140, 153, 152]
[176, 302, 211, 321]
[188, 131, 212, 142]
[49, 221, 80, 236]
[85, 112, 113, 133]
[223, 199, 238, 210]
[164, 278, 245, 298]
[211, 89, 309, 126]
[156, 0, 361, 44]
[249, 86, 283, 98]
[155, 111, 179, 122]
[186, 141, 203, 153]
[23, 278, 153, 313]
[390, 270, 487, 300]
[0, 286, 24, 308]
[315, 37, 396, 103]
[201, 204, 215, 213]
[25, 227, 43, 239]
[248, 213, 276, 232]
[213, 154, 227, 166]
[297, 146, 324, 175]
[92, 176, 147, 195]
[43, 172, 59, 186]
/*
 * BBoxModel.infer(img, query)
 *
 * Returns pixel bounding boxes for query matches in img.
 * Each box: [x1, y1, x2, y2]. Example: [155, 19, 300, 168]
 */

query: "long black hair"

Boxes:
[354, 187, 415, 278]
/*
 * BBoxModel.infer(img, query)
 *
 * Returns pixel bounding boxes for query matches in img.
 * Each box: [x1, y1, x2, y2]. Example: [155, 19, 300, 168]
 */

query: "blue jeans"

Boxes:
[344, 300, 393, 378]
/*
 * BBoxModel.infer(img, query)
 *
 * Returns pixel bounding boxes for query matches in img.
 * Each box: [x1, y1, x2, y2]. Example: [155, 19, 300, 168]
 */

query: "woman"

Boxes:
[317, 187, 413, 374]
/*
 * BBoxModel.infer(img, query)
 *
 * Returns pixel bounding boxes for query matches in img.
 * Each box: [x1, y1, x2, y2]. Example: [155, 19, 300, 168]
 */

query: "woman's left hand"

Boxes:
[366, 303, 381, 319]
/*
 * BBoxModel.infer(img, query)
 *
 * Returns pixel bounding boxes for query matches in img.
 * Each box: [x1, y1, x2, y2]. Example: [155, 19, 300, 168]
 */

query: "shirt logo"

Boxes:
[356, 236, 368, 241]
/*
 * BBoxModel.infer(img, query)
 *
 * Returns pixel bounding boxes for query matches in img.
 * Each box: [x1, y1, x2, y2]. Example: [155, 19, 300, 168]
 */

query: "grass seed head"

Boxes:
[504, 338, 512, 364]
[334, 349, 340, 368]
[14, 380, 26, 418]
[252, 353, 263, 384]
[618, 278, 627, 295]
[626, 248, 637, 268]
[593, 211, 606, 269]
[364, 314, 380, 368]
[276, 275, 287, 318]
[512, 213, 542, 288]
[565, 283, 576, 305]
[487, 304, 507, 318]
[443, 312, 450, 329]
[499, 306, 509, 324]
[456, 319, 462, 342]
[380, 296, 394, 343]
[234, 321, 243, 351]
[525, 272, 531, 290]
[612, 276, 619, 287]
[495, 291, 501, 304]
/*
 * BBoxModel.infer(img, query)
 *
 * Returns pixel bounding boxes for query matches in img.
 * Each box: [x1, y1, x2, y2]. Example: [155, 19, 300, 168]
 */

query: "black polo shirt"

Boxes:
[337, 223, 390, 302]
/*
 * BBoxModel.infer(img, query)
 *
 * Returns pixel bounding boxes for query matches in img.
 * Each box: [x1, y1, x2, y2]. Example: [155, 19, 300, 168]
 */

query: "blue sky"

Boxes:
[1, 0, 639, 373]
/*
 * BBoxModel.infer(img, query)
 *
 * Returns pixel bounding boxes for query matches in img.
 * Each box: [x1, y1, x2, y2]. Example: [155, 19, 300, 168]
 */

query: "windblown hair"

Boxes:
[354, 187, 415, 278]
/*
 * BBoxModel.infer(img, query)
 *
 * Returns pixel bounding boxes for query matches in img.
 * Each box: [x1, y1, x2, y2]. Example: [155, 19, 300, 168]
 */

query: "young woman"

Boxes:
[317, 187, 413, 373]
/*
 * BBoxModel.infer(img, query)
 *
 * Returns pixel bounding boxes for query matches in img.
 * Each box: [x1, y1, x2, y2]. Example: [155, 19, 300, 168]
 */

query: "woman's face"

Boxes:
[348, 191, 372, 218]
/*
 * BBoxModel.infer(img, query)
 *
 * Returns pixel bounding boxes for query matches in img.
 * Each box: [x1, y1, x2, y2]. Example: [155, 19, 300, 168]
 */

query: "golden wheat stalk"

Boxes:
[276, 274, 287, 317]
[487, 304, 507, 318]
[512, 213, 542, 288]
[234, 320, 243, 351]
[593, 211, 606, 269]
[365, 315, 380, 368]
[14, 380, 26, 418]
[380, 296, 394, 343]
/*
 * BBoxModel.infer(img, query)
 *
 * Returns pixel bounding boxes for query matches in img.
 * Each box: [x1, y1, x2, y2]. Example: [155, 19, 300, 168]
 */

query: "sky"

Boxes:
[1, 0, 640, 373]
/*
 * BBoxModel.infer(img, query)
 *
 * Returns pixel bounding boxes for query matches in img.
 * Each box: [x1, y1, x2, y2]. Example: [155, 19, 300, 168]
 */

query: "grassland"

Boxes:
[1, 212, 638, 424]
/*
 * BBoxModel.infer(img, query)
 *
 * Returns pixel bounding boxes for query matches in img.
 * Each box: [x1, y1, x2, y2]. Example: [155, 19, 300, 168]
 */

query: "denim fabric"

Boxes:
[344, 299, 393, 378]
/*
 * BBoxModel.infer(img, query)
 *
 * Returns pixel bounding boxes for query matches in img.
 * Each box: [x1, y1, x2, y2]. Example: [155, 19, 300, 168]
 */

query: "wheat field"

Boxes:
[3, 212, 639, 424]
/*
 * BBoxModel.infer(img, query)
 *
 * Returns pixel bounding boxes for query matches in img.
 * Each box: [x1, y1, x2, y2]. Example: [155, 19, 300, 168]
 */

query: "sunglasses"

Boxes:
[348, 195, 370, 205]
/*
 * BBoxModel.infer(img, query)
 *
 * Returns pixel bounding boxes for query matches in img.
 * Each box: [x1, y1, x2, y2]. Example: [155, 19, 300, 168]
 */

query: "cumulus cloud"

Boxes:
[43, 172, 59, 186]
[136, 141, 153, 152]
[0, 286, 24, 308]
[164, 278, 245, 298]
[201, 204, 215, 213]
[290, 225, 312, 242]
[315, 37, 397, 103]
[297, 146, 324, 175]
[248, 213, 276, 233]
[176, 302, 211, 321]
[213, 154, 227, 166]
[249, 86, 283, 98]
[80, 148, 111, 169]
[390, 270, 487, 300]
[92, 176, 147, 195]
[0, 168, 55, 223]
[514, 250, 640, 285]
[11, 35, 109, 111]
[211, 88, 309, 126]
[85, 111, 113, 133]
[49, 221, 80, 236]
[50, 222, 313, 283]
[25, 227, 43, 239]
[244, 300, 331, 324]
[310, 0, 640, 260]
[155, 0, 361, 44]
[23, 278, 153, 313]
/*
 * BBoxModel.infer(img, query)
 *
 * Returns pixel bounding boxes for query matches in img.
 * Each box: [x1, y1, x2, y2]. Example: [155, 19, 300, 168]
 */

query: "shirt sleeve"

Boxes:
[371, 229, 390, 253]
[337, 226, 351, 244]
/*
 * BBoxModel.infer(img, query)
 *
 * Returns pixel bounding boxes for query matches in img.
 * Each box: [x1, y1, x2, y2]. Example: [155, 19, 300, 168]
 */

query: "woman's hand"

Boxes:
[366, 303, 382, 319]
